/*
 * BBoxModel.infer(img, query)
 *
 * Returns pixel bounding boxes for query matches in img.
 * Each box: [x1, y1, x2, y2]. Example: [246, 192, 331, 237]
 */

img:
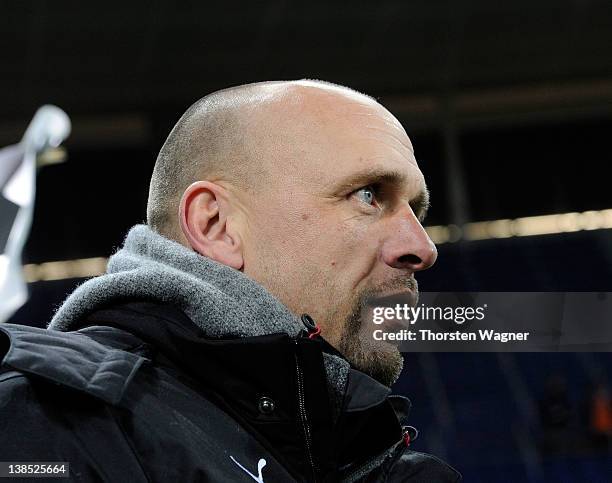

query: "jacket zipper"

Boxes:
[342, 437, 407, 483]
[294, 340, 317, 481]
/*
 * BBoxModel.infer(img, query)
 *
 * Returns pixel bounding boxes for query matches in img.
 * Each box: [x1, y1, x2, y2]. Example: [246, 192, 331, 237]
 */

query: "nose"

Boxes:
[381, 207, 438, 271]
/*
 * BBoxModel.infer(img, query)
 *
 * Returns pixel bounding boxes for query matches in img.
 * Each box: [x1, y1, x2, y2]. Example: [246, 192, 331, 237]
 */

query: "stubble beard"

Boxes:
[336, 276, 418, 387]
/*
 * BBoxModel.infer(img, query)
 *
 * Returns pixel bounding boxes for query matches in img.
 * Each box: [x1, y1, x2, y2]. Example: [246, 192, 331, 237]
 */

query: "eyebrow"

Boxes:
[410, 188, 430, 222]
[332, 167, 431, 221]
[334, 168, 408, 192]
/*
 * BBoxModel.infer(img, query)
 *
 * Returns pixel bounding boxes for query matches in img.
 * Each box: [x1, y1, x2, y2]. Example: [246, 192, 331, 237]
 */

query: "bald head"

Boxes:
[147, 79, 436, 386]
[146, 79, 378, 239]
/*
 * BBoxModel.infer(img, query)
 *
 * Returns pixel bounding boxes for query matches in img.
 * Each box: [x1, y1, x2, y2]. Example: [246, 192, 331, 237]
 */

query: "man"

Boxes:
[0, 80, 460, 482]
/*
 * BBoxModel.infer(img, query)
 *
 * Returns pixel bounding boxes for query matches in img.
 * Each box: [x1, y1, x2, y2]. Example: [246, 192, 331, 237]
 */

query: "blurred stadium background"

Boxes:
[2, 1, 612, 481]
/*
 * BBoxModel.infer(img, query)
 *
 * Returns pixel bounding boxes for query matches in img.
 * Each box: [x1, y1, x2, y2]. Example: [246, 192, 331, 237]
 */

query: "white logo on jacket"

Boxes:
[230, 455, 267, 483]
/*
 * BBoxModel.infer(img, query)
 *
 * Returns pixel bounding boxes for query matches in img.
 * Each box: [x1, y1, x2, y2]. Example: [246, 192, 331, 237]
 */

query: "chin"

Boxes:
[340, 336, 404, 387]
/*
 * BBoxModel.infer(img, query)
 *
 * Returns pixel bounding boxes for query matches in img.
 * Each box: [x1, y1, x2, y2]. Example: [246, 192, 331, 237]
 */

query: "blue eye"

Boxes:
[355, 186, 376, 206]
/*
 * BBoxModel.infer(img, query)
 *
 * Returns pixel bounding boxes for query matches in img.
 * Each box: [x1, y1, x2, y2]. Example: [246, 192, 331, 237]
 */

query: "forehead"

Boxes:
[251, 85, 425, 197]
[305, 99, 424, 195]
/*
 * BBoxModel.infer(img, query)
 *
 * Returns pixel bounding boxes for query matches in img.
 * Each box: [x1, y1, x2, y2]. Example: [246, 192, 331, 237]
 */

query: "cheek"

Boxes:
[330, 217, 380, 271]
[249, 208, 320, 275]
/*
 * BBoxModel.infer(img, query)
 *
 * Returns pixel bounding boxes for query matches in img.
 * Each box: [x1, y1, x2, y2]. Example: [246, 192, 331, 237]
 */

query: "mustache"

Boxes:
[359, 275, 419, 308]
[375, 276, 418, 294]
[369, 275, 418, 297]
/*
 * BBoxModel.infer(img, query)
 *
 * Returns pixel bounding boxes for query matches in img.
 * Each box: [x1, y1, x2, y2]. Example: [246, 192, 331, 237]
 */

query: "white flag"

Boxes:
[0, 106, 71, 323]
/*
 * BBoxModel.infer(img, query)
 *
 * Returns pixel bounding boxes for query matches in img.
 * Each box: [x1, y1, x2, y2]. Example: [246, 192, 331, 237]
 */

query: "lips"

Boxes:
[370, 289, 419, 309]
[360, 289, 420, 334]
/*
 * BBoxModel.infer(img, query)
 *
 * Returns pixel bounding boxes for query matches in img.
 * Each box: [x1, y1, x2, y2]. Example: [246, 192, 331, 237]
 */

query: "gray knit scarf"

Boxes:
[48, 224, 349, 414]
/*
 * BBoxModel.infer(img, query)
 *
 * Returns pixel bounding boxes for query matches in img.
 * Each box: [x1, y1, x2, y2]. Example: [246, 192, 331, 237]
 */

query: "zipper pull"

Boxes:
[300, 314, 321, 339]
[402, 425, 419, 447]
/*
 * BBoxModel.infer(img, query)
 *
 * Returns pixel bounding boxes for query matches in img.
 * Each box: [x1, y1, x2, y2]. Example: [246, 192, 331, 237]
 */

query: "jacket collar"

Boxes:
[47, 225, 358, 423]
[79, 301, 403, 479]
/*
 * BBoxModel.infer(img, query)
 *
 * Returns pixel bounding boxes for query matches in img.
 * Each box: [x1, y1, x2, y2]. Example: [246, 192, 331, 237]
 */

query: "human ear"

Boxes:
[178, 180, 244, 269]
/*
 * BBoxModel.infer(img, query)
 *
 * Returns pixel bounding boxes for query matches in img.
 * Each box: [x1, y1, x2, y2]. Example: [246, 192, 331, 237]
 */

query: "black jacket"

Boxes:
[0, 301, 460, 482]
